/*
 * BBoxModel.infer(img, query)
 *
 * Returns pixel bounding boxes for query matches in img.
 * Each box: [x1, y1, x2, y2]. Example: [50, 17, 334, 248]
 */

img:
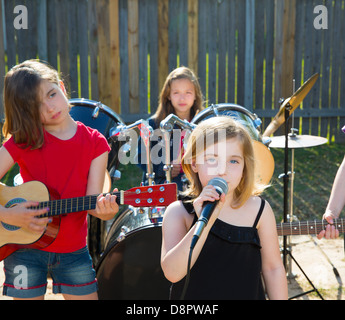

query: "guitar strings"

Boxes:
[34, 189, 169, 218]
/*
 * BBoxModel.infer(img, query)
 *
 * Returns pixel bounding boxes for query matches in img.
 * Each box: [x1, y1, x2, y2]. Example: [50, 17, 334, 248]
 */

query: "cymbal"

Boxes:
[263, 73, 319, 137]
[269, 134, 328, 149]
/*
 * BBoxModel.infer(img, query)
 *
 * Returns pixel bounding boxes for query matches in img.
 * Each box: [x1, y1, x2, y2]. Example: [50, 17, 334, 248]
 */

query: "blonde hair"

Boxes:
[152, 66, 204, 124]
[3, 59, 63, 149]
[182, 116, 266, 208]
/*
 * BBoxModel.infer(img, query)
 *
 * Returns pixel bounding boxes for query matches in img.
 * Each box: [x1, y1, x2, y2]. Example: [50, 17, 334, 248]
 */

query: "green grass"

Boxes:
[263, 143, 345, 222]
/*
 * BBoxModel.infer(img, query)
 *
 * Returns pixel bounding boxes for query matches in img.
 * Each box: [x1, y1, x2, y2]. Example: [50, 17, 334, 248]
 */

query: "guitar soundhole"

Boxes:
[1, 197, 26, 232]
[1, 222, 21, 231]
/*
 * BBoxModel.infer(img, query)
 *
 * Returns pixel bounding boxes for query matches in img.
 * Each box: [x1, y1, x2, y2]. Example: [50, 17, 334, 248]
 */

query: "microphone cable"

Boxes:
[180, 242, 194, 300]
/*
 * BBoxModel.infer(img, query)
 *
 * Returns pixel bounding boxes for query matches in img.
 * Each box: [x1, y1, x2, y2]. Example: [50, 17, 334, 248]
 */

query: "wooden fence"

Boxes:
[1, 0, 345, 142]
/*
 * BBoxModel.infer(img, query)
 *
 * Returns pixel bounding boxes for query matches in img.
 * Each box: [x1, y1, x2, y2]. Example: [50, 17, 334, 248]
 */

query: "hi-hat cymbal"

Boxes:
[269, 134, 328, 149]
[263, 73, 319, 137]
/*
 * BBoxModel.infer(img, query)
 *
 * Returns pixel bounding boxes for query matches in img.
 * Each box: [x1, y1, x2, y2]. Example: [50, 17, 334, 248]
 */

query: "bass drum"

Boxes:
[191, 103, 274, 185]
[69, 98, 126, 173]
[96, 206, 170, 300]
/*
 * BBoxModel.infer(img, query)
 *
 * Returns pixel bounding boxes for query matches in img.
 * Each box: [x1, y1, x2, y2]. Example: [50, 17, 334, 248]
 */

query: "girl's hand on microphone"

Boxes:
[193, 185, 225, 219]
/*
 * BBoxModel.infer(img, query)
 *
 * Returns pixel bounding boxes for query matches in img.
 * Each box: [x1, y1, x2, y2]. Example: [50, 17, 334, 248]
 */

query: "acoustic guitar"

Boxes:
[0, 181, 177, 261]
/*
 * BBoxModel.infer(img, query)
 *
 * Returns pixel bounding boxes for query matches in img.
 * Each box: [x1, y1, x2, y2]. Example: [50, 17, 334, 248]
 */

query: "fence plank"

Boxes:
[227, 0, 236, 104]
[148, 0, 159, 114]
[236, 0, 245, 106]
[87, 0, 99, 101]
[97, 0, 112, 107]
[263, 0, 274, 115]
[77, 0, 89, 99]
[217, 0, 228, 104]
[197, 0, 206, 99]
[158, 0, 169, 91]
[119, 0, 129, 116]
[330, 0, 342, 142]
[207, 0, 217, 105]
[168, 0, 178, 69]
[292, 0, 304, 133]
[244, 0, 255, 111]
[188, 0, 198, 75]
[178, 0, 188, 67]
[5, 0, 16, 69]
[128, 0, 139, 114]
[0, 0, 344, 132]
[254, 0, 264, 112]
[68, 0, 78, 98]
[138, 0, 148, 116]
[37, 0, 47, 61]
[47, 0, 58, 69]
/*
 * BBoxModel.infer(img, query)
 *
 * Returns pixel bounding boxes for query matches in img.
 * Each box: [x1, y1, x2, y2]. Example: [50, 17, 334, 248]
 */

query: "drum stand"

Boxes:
[280, 107, 324, 300]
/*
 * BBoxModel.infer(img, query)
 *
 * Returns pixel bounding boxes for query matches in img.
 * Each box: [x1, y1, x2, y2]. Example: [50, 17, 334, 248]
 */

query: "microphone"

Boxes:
[190, 177, 228, 250]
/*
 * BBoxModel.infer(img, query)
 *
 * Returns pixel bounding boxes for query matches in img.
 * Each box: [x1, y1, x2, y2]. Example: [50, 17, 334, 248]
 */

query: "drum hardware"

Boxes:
[268, 134, 328, 149]
[279, 113, 323, 300]
[108, 166, 121, 181]
[263, 73, 319, 137]
[110, 119, 155, 186]
[160, 114, 195, 185]
[162, 130, 172, 183]
[109, 119, 153, 139]
[117, 225, 130, 242]
[160, 114, 196, 132]
[269, 76, 324, 299]
[91, 101, 102, 119]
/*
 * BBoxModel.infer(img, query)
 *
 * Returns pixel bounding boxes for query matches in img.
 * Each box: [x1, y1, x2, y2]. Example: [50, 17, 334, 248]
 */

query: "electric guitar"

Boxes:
[277, 219, 345, 236]
[0, 181, 177, 261]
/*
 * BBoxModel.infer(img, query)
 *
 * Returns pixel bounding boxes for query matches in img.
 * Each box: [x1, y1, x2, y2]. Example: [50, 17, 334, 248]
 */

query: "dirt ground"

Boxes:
[0, 235, 344, 300]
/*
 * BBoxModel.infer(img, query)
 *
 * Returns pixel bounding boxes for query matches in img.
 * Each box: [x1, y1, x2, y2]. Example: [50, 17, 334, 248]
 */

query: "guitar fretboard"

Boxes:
[35, 192, 121, 217]
[277, 219, 345, 236]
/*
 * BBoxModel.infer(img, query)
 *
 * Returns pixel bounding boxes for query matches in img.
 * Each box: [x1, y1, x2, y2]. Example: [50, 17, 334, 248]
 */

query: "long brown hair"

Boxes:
[182, 116, 266, 208]
[152, 67, 204, 124]
[3, 60, 62, 149]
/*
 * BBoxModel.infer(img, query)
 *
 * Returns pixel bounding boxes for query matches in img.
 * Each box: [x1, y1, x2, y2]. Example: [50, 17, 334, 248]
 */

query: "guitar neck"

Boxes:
[277, 219, 345, 236]
[36, 192, 121, 218]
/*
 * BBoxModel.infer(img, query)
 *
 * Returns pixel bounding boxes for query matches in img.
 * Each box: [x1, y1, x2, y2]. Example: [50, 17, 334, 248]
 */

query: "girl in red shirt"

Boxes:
[0, 60, 119, 300]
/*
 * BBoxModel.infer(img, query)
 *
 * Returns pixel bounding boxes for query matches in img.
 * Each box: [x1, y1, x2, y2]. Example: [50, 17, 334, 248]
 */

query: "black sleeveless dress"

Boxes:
[170, 198, 266, 300]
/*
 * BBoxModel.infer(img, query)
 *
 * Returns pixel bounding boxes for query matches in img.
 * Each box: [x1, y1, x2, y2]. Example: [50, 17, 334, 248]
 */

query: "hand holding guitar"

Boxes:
[317, 156, 345, 240]
[0, 201, 50, 234]
[89, 188, 119, 221]
[317, 211, 340, 240]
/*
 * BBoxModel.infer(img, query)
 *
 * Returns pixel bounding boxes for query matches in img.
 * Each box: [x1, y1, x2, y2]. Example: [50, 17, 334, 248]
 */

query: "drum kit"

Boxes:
[61, 73, 327, 300]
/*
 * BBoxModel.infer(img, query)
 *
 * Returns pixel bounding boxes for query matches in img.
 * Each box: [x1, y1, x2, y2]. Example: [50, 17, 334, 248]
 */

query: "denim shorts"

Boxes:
[2, 247, 97, 299]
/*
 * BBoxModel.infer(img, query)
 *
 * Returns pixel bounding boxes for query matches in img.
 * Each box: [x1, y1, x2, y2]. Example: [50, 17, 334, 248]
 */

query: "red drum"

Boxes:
[191, 104, 274, 185]
[96, 206, 170, 300]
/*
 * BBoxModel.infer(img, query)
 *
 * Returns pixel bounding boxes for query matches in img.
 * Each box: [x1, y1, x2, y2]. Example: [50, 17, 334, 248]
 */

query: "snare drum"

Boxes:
[96, 206, 170, 300]
[191, 104, 274, 185]
[69, 99, 126, 172]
